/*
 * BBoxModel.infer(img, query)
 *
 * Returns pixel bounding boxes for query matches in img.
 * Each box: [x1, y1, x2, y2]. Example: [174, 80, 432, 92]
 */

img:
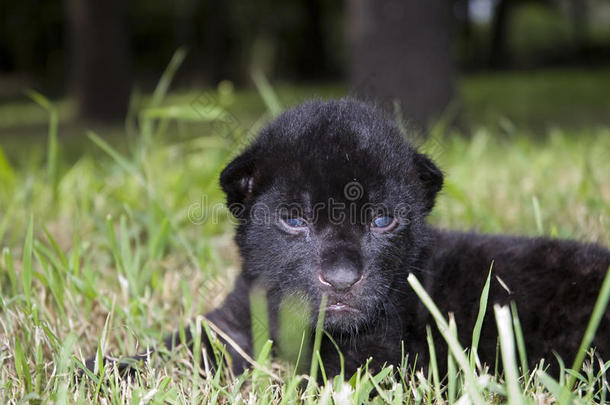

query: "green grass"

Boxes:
[0, 64, 609, 403]
[459, 67, 610, 132]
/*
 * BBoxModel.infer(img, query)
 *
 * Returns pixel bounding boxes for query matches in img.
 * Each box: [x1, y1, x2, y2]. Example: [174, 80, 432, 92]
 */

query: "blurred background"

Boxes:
[2, 0, 610, 142]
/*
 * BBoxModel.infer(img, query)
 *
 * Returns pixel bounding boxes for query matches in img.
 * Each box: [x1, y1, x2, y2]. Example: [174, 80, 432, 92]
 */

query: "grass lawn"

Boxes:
[0, 64, 609, 403]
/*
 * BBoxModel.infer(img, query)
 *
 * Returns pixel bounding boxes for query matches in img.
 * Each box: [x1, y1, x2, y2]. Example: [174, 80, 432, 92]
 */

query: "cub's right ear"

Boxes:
[412, 152, 444, 214]
[220, 147, 260, 217]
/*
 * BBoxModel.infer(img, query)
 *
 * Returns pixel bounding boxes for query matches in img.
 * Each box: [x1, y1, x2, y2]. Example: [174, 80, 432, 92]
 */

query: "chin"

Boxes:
[322, 304, 369, 334]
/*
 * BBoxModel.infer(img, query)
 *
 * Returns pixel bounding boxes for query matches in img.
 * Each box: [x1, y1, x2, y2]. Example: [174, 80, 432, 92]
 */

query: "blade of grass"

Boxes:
[33, 247, 66, 320]
[393, 380, 404, 405]
[142, 47, 187, 142]
[149, 217, 170, 260]
[24, 89, 59, 199]
[471, 262, 493, 369]
[42, 224, 68, 268]
[292, 331, 308, 377]
[314, 351, 328, 386]
[532, 196, 544, 235]
[425, 325, 443, 404]
[2, 247, 18, 296]
[325, 331, 346, 382]
[279, 376, 305, 405]
[105, 214, 123, 274]
[595, 359, 609, 404]
[408, 273, 485, 405]
[494, 304, 525, 405]
[70, 229, 80, 276]
[249, 287, 270, 361]
[190, 317, 202, 404]
[142, 105, 229, 122]
[0, 159, 19, 241]
[369, 366, 393, 403]
[0, 144, 16, 191]
[278, 295, 311, 374]
[53, 333, 76, 404]
[87, 132, 141, 181]
[538, 370, 573, 404]
[561, 266, 610, 403]
[203, 316, 279, 381]
[510, 301, 529, 377]
[251, 70, 282, 117]
[447, 325, 457, 404]
[14, 337, 32, 394]
[308, 294, 328, 391]
[151, 47, 187, 108]
[22, 214, 34, 311]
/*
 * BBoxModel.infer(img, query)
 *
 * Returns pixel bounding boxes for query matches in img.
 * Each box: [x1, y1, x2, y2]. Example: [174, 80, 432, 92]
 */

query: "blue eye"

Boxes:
[283, 217, 306, 228]
[372, 216, 395, 229]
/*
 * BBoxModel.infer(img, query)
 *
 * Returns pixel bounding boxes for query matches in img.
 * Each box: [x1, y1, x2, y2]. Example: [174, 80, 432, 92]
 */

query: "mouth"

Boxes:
[326, 302, 360, 314]
[322, 299, 367, 332]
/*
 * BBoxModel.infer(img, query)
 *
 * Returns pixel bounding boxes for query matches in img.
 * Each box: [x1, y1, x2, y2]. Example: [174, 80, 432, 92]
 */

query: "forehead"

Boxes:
[268, 163, 409, 209]
[265, 135, 411, 196]
[254, 100, 416, 204]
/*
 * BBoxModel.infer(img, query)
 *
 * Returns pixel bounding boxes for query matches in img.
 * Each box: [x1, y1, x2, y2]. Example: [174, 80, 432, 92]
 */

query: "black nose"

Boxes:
[319, 245, 363, 291]
[319, 267, 362, 291]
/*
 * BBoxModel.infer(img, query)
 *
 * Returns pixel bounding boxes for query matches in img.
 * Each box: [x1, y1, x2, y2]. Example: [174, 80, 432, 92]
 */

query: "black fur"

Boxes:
[90, 98, 610, 379]
[213, 98, 610, 377]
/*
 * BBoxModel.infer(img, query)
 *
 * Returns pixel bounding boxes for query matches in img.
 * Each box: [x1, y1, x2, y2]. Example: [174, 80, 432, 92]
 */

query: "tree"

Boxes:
[347, 0, 455, 128]
[68, 0, 131, 122]
[489, 0, 511, 69]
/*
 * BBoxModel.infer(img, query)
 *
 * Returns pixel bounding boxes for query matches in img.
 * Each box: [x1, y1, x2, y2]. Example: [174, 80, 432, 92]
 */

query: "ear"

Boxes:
[220, 147, 260, 217]
[412, 152, 443, 214]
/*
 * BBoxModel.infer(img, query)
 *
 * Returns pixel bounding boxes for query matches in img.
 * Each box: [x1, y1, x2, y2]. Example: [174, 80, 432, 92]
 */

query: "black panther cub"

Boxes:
[89, 98, 610, 378]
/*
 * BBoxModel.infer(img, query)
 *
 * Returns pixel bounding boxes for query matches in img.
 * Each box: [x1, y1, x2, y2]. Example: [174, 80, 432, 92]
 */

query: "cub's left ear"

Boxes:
[412, 152, 443, 214]
[220, 146, 260, 217]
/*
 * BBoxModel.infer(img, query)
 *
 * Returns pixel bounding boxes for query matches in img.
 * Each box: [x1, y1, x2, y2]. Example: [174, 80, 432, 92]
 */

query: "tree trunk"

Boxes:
[297, 0, 328, 79]
[568, 0, 588, 51]
[68, 0, 131, 122]
[347, 0, 455, 128]
[489, 0, 511, 69]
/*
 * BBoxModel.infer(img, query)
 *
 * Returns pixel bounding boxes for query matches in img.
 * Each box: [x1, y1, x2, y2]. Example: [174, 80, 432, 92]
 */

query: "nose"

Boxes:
[319, 247, 363, 292]
[319, 267, 362, 291]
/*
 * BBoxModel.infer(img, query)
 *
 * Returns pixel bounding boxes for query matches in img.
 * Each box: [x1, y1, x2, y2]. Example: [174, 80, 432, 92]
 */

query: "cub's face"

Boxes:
[220, 100, 442, 334]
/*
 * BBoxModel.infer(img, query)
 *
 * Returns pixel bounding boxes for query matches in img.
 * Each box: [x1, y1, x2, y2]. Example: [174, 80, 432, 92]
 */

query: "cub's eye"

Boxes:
[282, 217, 307, 228]
[371, 216, 397, 232]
